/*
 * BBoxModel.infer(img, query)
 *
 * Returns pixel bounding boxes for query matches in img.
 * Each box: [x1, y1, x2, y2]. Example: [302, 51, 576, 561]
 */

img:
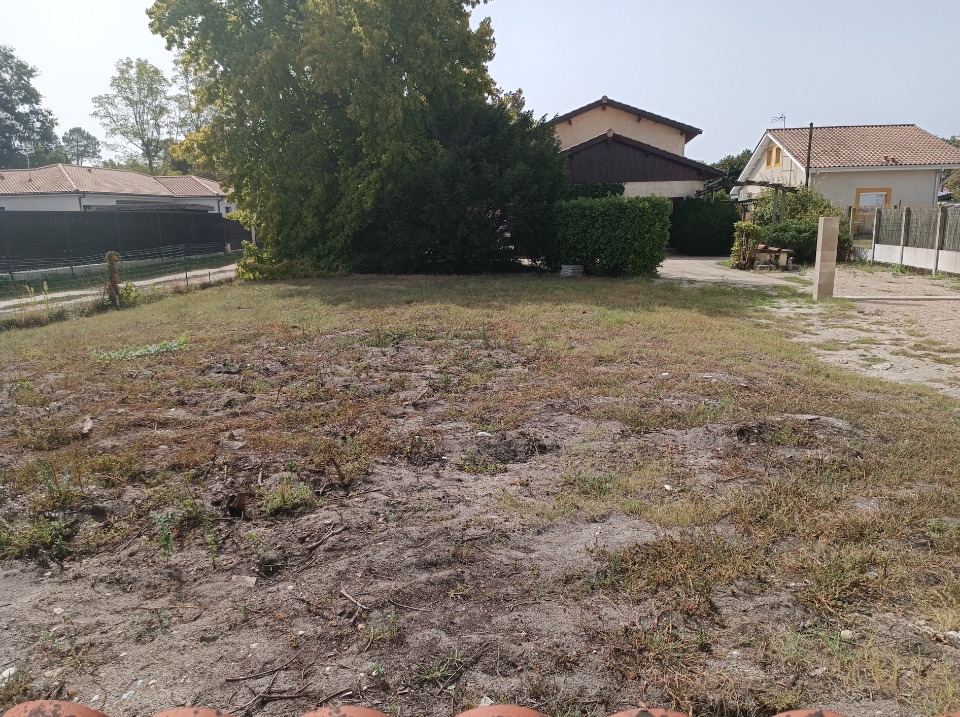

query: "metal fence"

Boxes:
[0, 243, 241, 307]
[0, 210, 251, 262]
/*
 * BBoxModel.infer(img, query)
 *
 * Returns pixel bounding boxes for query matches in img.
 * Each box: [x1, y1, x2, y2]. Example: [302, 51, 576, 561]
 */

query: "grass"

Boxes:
[1, 274, 960, 713]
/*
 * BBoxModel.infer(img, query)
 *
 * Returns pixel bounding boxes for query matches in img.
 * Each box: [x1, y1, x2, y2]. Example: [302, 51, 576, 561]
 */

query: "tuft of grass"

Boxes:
[93, 335, 187, 361]
[262, 477, 318, 516]
[456, 450, 504, 475]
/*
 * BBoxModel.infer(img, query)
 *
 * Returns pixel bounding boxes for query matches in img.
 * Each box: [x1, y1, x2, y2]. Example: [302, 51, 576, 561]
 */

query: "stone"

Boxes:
[840, 629, 855, 641]
[231, 575, 258, 588]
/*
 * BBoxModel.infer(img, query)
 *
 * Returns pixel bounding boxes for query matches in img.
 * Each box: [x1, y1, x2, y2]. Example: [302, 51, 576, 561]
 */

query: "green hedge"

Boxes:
[760, 221, 819, 264]
[555, 196, 670, 276]
[670, 197, 740, 255]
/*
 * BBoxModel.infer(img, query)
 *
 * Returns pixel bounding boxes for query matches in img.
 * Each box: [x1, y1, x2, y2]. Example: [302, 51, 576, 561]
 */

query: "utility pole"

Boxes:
[805, 123, 814, 188]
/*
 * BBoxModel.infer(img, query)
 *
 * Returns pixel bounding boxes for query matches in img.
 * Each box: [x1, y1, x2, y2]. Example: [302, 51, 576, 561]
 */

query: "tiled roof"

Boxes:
[769, 124, 960, 169]
[565, 132, 723, 177]
[0, 164, 225, 197]
[553, 96, 703, 140]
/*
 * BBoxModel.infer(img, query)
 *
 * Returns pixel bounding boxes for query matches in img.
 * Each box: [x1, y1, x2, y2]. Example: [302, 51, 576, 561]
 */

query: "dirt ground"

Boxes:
[1, 276, 959, 717]
[660, 258, 960, 399]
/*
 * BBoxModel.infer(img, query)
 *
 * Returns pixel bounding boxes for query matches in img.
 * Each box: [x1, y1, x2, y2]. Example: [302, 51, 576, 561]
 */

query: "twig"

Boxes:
[330, 456, 347, 484]
[340, 584, 369, 612]
[388, 598, 431, 613]
[440, 644, 488, 690]
[316, 688, 353, 705]
[225, 654, 300, 683]
[303, 525, 346, 555]
[231, 670, 279, 714]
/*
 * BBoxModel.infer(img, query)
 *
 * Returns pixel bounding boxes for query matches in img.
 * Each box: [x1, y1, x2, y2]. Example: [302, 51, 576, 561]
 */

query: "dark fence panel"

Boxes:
[0, 210, 251, 261]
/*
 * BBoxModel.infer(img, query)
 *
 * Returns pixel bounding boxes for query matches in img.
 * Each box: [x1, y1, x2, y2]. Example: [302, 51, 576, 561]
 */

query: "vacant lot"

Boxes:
[1, 277, 959, 717]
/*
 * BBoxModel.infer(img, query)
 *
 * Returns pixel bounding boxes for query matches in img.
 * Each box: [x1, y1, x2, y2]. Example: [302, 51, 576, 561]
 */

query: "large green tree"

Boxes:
[0, 46, 62, 169]
[148, 0, 567, 272]
[92, 58, 173, 174]
[61, 127, 102, 166]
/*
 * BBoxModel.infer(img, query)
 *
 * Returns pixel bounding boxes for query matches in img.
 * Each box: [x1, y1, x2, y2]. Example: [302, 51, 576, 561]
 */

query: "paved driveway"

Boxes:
[657, 256, 796, 286]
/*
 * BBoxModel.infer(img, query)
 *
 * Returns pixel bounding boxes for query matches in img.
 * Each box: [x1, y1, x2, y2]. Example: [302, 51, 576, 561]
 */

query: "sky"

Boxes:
[3, 0, 957, 164]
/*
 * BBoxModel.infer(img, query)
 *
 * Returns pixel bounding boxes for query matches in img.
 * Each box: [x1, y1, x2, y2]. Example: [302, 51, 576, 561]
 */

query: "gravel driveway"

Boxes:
[660, 257, 960, 397]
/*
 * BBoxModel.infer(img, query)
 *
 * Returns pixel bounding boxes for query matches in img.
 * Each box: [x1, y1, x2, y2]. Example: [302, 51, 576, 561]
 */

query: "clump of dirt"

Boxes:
[474, 431, 556, 464]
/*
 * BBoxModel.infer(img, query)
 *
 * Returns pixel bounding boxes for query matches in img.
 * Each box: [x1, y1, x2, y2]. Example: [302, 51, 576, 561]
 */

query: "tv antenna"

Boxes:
[771, 114, 787, 129]
[17, 140, 35, 179]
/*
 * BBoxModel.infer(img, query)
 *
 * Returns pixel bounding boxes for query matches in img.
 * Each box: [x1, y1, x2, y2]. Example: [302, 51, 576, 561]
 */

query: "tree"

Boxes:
[713, 149, 753, 177]
[0, 45, 61, 169]
[92, 58, 172, 174]
[148, 0, 568, 272]
[61, 127, 101, 166]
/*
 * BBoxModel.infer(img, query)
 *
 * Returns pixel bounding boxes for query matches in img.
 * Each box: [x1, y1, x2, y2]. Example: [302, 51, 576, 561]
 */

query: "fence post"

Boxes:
[870, 208, 881, 262]
[183, 245, 189, 289]
[813, 217, 840, 301]
[899, 207, 911, 265]
[933, 205, 948, 276]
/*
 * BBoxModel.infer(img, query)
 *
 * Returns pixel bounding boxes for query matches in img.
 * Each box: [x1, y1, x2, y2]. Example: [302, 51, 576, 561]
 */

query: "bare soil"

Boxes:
[1, 277, 959, 717]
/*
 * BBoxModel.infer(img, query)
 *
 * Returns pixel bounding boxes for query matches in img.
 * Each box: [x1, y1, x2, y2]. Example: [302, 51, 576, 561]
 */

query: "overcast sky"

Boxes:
[3, 0, 956, 163]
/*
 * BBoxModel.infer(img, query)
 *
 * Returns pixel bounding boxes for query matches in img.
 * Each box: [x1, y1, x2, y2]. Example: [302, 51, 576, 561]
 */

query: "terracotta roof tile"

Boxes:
[770, 124, 960, 169]
[0, 164, 225, 198]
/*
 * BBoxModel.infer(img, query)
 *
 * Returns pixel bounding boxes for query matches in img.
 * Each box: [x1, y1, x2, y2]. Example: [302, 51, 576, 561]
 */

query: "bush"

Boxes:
[760, 221, 819, 264]
[555, 196, 670, 276]
[670, 197, 740, 255]
[731, 221, 763, 270]
[751, 185, 852, 261]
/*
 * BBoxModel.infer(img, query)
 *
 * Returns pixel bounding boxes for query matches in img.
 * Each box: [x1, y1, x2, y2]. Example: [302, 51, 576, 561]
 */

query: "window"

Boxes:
[765, 148, 773, 168]
[774, 147, 782, 166]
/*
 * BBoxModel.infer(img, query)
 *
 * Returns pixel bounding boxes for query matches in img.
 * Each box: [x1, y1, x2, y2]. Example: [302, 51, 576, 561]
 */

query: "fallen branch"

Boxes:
[388, 598, 431, 613]
[317, 688, 353, 705]
[304, 525, 346, 555]
[340, 584, 369, 612]
[225, 654, 300, 683]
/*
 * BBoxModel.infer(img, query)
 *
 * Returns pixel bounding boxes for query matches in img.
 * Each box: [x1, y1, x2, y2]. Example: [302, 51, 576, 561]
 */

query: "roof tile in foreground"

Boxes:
[3, 701, 960, 717]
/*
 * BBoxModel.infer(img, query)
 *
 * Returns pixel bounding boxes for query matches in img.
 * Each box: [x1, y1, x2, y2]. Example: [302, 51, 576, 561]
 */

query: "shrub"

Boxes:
[751, 185, 851, 261]
[760, 221, 819, 264]
[731, 221, 763, 269]
[670, 197, 740, 255]
[555, 196, 670, 276]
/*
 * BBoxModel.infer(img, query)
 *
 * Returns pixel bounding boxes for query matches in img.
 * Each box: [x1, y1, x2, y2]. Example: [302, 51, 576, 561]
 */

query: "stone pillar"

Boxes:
[813, 217, 840, 301]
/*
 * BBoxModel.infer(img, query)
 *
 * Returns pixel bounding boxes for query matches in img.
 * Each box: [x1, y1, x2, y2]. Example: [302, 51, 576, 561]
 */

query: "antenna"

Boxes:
[17, 140, 35, 179]
[770, 114, 787, 129]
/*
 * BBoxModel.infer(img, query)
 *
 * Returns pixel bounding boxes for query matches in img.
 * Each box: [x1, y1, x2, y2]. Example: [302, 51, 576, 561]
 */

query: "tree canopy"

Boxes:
[62, 127, 102, 166]
[92, 58, 173, 175]
[0, 45, 63, 169]
[147, 0, 568, 273]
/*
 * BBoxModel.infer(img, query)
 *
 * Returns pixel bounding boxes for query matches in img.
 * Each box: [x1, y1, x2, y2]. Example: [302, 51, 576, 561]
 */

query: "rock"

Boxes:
[808, 666, 827, 677]
[946, 631, 960, 649]
[0, 667, 16, 687]
[223, 440, 246, 451]
[53, 607, 65, 615]
[121, 690, 135, 701]
[840, 629, 855, 641]
[231, 575, 258, 588]
[256, 551, 286, 577]
[478, 697, 495, 707]
[476, 432, 494, 438]
[80, 418, 94, 437]
[871, 363, 893, 371]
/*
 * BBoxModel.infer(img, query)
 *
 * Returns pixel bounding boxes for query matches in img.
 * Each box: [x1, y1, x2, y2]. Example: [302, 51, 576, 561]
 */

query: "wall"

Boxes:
[555, 106, 688, 155]
[0, 194, 226, 214]
[623, 180, 703, 199]
[811, 169, 939, 208]
[737, 137, 804, 199]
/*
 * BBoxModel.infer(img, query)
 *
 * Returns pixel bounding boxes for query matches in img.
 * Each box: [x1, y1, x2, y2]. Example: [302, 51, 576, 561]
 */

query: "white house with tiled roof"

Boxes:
[734, 124, 960, 209]
[0, 164, 233, 214]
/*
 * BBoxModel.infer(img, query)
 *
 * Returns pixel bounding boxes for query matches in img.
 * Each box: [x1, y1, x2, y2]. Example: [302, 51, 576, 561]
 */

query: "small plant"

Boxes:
[456, 449, 504, 475]
[93, 335, 187, 361]
[150, 510, 177, 559]
[119, 281, 140, 307]
[731, 221, 763, 269]
[263, 478, 318, 516]
[243, 531, 263, 552]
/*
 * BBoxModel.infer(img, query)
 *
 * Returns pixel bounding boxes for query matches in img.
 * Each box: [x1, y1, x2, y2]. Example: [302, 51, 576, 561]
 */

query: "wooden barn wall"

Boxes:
[567, 141, 701, 184]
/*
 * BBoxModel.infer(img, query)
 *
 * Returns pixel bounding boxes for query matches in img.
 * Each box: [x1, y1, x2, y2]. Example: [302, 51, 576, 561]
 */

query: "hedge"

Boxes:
[760, 221, 819, 264]
[670, 197, 740, 255]
[555, 196, 670, 276]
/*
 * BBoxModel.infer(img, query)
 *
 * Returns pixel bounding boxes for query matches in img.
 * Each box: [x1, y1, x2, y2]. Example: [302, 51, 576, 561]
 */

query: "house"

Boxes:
[0, 164, 234, 214]
[734, 124, 960, 210]
[553, 96, 722, 199]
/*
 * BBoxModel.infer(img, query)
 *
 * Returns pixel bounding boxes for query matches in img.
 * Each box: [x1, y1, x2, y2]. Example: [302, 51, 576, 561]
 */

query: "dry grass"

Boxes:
[1, 275, 959, 714]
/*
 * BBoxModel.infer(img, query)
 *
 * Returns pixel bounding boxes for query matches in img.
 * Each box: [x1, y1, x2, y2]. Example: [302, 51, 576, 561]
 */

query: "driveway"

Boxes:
[658, 256, 796, 286]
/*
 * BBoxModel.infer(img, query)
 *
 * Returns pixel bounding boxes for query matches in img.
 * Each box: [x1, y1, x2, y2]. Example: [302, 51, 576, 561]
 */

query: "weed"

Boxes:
[94, 335, 187, 361]
[263, 478, 318, 516]
[456, 450, 504, 475]
[150, 510, 177, 559]
[413, 650, 466, 687]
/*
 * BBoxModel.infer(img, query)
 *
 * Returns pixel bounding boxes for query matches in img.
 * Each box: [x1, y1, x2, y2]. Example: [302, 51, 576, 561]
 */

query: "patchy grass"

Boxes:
[1, 275, 959, 715]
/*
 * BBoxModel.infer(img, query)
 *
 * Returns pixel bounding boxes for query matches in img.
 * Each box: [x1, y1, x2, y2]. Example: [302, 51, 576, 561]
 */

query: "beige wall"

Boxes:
[811, 169, 940, 208]
[0, 194, 226, 213]
[623, 180, 703, 199]
[555, 106, 687, 155]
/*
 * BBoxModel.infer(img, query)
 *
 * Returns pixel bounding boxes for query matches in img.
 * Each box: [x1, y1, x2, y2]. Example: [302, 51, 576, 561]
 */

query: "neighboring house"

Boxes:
[734, 124, 960, 210]
[0, 164, 234, 214]
[553, 96, 722, 199]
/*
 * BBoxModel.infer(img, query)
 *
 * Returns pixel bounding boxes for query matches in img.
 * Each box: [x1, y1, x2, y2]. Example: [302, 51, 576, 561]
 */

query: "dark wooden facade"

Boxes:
[566, 133, 722, 187]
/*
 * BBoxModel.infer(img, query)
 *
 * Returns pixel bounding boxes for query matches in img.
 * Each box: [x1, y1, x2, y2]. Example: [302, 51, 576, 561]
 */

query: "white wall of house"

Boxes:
[623, 180, 703, 199]
[0, 193, 227, 213]
[556, 106, 688, 155]
[740, 136, 805, 189]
